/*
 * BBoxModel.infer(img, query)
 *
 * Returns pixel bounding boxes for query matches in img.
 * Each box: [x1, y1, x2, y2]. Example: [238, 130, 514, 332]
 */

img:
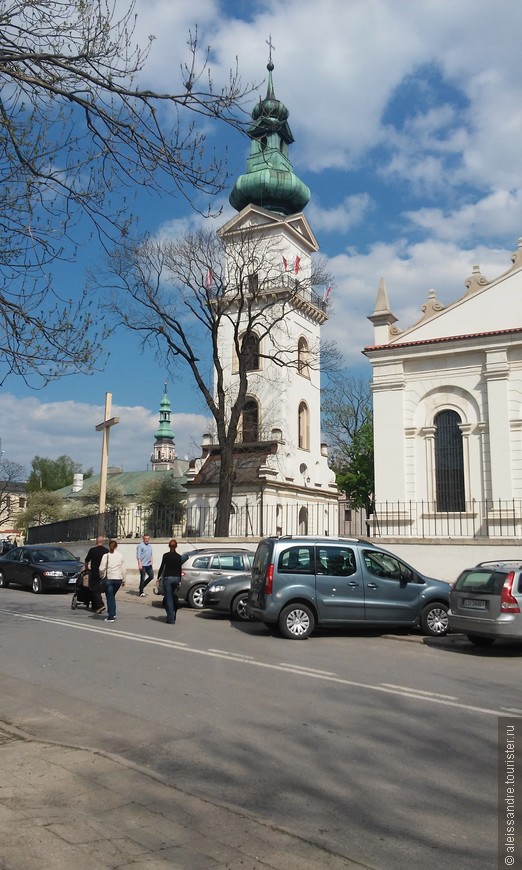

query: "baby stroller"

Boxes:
[71, 569, 93, 610]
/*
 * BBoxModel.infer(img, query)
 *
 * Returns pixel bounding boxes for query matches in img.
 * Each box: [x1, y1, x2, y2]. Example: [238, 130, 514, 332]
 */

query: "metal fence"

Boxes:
[341, 500, 522, 539]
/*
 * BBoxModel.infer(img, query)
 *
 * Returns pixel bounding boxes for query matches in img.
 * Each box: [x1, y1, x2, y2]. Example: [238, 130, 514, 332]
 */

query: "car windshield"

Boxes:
[30, 548, 77, 563]
[454, 569, 506, 594]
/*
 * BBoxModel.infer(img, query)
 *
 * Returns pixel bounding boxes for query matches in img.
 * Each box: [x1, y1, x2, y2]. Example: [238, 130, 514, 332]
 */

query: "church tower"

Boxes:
[151, 384, 177, 471]
[186, 56, 339, 537]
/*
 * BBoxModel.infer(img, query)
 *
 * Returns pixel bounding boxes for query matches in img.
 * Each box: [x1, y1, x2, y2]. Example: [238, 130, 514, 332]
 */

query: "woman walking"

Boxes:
[99, 539, 126, 623]
[157, 539, 182, 625]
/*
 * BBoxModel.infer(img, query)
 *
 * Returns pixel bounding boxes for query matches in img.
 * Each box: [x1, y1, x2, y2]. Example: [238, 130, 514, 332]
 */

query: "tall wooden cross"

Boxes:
[95, 392, 120, 536]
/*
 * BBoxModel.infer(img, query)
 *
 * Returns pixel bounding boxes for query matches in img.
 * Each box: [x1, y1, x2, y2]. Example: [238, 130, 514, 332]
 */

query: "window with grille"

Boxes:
[242, 331, 260, 371]
[435, 410, 465, 511]
[241, 399, 259, 443]
[298, 401, 310, 450]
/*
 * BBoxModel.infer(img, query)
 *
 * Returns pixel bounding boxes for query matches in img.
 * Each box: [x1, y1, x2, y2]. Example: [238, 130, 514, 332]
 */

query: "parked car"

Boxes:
[179, 549, 255, 609]
[449, 560, 522, 646]
[247, 536, 451, 639]
[203, 572, 252, 620]
[0, 545, 84, 593]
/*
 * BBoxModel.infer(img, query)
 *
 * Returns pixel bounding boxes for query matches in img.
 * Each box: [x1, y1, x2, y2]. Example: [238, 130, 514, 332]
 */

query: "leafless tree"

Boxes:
[0, 458, 26, 529]
[105, 226, 333, 535]
[1, 0, 253, 386]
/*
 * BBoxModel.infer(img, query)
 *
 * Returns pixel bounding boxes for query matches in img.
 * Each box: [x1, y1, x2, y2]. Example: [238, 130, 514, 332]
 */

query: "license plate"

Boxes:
[462, 598, 487, 610]
[68, 577, 77, 584]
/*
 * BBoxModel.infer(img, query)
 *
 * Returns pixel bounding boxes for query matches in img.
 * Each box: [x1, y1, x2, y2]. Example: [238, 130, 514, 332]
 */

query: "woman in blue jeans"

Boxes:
[157, 539, 182, 624]
[99, 539, 126, 623]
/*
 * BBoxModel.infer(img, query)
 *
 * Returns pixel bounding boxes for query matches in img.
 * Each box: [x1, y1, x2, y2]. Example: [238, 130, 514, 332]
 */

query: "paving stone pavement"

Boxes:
[0, 723, 371, 870]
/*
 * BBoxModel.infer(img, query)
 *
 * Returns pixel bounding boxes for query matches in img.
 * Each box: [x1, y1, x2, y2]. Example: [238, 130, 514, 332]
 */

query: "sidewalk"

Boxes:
[0, 722, 369, 870]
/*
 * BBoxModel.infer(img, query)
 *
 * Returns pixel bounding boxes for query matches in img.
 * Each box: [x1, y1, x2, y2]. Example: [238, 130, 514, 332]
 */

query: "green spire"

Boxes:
[229, 59, 310, 216]
[154, 383, 175, 440]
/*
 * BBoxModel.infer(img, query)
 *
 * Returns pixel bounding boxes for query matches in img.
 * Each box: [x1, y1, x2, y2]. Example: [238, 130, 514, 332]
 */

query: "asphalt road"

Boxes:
[0, 586, 520, 869]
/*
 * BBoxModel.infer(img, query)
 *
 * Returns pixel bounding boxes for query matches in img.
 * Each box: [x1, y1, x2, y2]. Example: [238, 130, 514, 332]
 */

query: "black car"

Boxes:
[0, 545, 84, 593]
[202, 572, 252, 621]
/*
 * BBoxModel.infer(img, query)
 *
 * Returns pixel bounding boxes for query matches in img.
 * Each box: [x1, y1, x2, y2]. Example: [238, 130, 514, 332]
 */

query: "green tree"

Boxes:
[68, 480, 128, 515]
[1, 1, 252, 387]
[26, 455, 90, 492]
[140, 475, 186, 538]
[322, 373, 374, 513]
[17, 490, 64, 529]
[335, 421, 375, 512]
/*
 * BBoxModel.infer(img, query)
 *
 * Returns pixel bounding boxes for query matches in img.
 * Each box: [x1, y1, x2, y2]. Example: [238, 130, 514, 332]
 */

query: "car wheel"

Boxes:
[231, 592, 251, 621]
[420, 602, 449, 636]
[0, 571, 9, 589]
[187, 583, 206, 609]
[278, 603, 315, 639]
[32, 575, 44, 594]
[467, 634, 495, 647]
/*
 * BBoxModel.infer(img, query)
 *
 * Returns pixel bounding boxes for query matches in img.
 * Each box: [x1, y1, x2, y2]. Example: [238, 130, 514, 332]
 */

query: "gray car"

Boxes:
[247, 536, 450, 639]
[449, 560, 522, 647]
[203, 572, 252, 620]
[178, 549, 254, 609]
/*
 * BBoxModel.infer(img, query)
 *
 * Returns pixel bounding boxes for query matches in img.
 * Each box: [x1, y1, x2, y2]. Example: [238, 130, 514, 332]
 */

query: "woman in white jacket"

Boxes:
[99, 539, 126, 623]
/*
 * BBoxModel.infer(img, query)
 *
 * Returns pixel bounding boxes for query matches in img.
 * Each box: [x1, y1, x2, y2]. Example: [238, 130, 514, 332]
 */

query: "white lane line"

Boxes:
[382, 683, 457, 700]
[0, 608, 507, 718]
[279, 663, 339, 676]
[501, 708, 522, 714]
[209, 648, 254, 662]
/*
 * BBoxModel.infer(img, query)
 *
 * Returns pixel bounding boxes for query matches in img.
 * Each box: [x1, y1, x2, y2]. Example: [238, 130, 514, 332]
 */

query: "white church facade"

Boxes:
[365, 239, 522, 539]
[185, 60, 339, 538]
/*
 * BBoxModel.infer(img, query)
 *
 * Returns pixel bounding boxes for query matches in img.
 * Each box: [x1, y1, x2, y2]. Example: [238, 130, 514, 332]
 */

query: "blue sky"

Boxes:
[2, 0, 522, 476]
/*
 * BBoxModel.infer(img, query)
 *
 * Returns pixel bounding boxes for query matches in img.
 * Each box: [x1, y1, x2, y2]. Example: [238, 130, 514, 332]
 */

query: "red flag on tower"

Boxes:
[205, 270, 212, 289]
[294, 255, 301, 274]
[282, 256, 288, 271]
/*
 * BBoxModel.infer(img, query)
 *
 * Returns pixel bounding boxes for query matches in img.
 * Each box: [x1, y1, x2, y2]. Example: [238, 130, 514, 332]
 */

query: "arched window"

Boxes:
[298, 401, 310, 450]
[435, 410, 465, 511]
[242, 331, 260, 371]
[298, 506, 308, 534]
[297, 337, 310, 377]
[241, 398, 259, 443]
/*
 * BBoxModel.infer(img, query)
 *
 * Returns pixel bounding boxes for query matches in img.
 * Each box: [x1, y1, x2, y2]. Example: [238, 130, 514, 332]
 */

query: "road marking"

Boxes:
[279, 663, 339, 676]
[0, 608, 509, 717]
[501, 707, 522, 714]
[382, 683, 457, 700]
[209, 649, 254, 661]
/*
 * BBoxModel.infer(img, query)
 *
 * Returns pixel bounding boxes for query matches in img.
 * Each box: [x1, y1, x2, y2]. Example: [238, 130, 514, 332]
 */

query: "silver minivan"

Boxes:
[449, 560, 522, 647]
[247, 536, 450, 639]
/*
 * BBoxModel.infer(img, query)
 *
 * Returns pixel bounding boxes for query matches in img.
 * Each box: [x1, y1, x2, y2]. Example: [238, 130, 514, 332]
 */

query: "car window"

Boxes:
[252, 541, 273, 581]
[316, 547, 356, 576]
[246, 554, 254, 568]
[363, 550, 412, 581]
[8, 547, 23, 561]
[454, 569, 506, 594]
[278, 546, 313, 574]
[191, 556, 211, 569]
[215, 554, 243, 570]
[30, 548, 76, 562]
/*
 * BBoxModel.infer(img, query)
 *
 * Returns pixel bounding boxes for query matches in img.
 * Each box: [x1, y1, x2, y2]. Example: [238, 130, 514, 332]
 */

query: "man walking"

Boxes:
[137, 533, 154, 597]
[85, 535, 109, 614]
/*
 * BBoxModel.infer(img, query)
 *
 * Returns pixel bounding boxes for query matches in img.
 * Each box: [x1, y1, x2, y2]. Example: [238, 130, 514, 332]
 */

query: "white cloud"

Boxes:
[0, 395, 210, 476]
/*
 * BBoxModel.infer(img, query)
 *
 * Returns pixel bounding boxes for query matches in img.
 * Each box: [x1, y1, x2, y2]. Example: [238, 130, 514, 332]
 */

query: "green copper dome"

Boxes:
[229, 61, 310, 216]
[154, 386, 175, 440]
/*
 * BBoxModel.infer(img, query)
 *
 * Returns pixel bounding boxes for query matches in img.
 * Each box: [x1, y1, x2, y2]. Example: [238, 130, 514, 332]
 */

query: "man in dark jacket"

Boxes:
[157, 539, 182, 625]
[85, 536, 109, 614]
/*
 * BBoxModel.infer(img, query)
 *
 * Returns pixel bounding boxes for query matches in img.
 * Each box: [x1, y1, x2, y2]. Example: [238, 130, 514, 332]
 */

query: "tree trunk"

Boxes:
[214, 440, 236, 537]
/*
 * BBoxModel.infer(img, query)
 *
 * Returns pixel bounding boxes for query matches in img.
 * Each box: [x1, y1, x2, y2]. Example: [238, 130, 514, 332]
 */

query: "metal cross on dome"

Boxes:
[266, 35, 275, 65]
